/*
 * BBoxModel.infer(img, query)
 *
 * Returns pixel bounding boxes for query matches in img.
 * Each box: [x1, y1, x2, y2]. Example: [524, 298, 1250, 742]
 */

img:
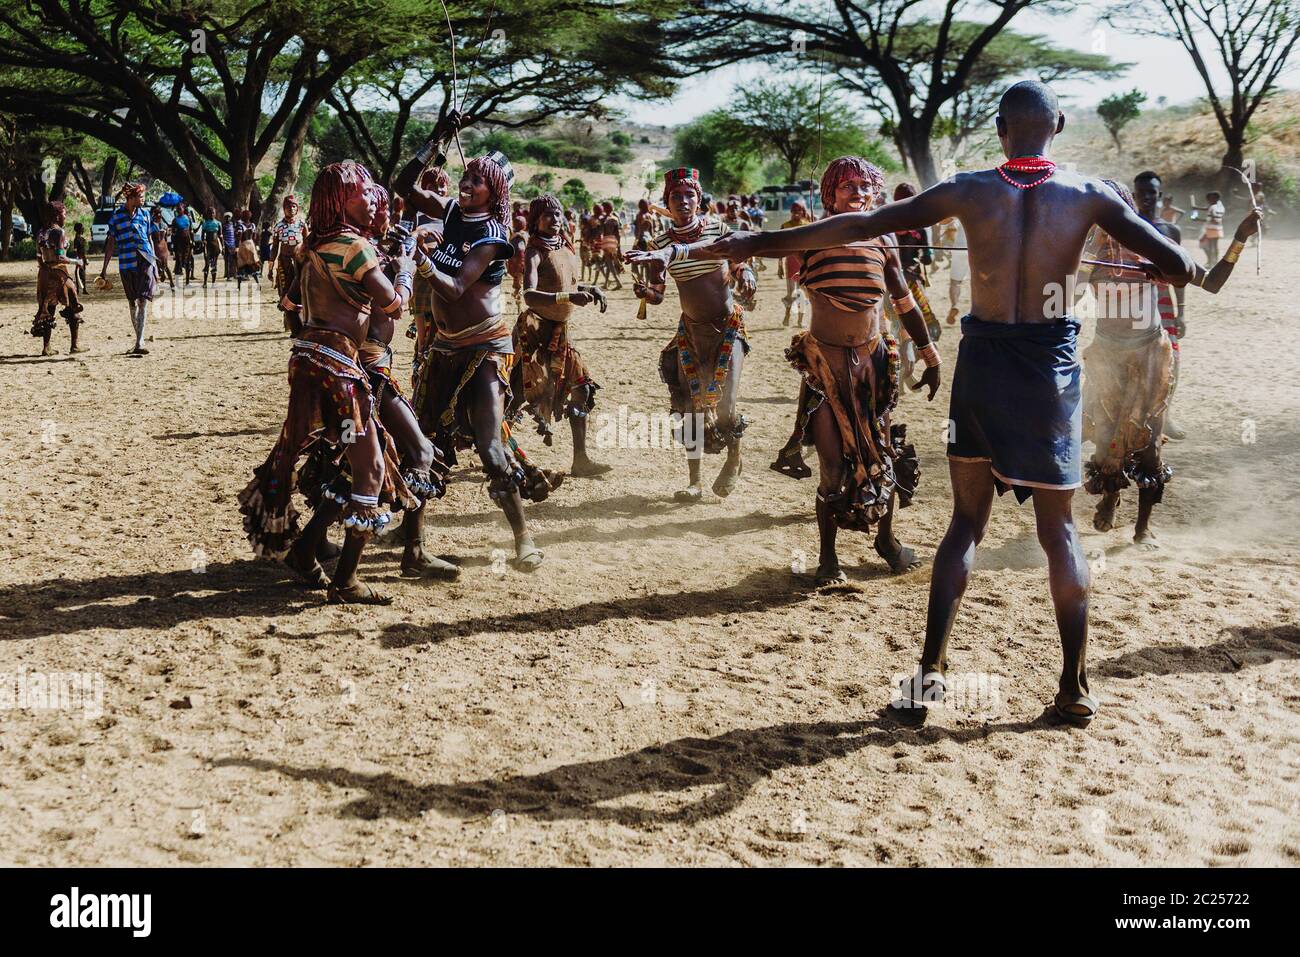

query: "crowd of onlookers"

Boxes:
[145, 202, 270, 287]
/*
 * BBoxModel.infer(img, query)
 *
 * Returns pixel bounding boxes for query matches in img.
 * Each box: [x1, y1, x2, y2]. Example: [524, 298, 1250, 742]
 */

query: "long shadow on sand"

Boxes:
[405, 489, 808, 546]
[376, 566, 817, 648]
[213, 712, 1050, 826]
[0, 559, 321, 642]
[153, 426, 278, 442]
[1096, 623, 1300, 678]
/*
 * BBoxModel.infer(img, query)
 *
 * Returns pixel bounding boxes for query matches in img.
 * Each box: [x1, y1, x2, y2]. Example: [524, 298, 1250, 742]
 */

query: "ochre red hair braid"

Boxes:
[527, 194, 573, 250]
[465, 156, 511, 228]
[820, 156, 884, 215]
[307, 160, 374, 250]
[365, 181, 390, 237]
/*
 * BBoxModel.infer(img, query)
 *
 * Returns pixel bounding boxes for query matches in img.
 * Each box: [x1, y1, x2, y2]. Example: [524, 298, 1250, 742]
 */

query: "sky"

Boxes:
[613, 5, 1299, 128]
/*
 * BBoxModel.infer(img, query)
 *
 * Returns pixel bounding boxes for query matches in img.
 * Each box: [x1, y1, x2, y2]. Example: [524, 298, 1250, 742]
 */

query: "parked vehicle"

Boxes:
[90, 204, 116, 252]
[758, 181, 823, 218]
[10, 211, 30, 243]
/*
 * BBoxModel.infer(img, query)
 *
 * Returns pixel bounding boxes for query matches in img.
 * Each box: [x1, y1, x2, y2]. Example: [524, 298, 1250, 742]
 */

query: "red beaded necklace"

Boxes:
[997, 156, 1057, 190]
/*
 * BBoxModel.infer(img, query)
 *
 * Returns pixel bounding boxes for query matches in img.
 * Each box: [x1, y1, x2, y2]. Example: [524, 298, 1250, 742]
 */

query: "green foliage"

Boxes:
[462, 128, 632, 174]
[674, 81, 895, 191]
[5, 237, 36, 261]
[1097, 89, 1146, 150]
[516, 171, 558, 201]
[558, 177, 593, 211]
[672, 112, 762, 194]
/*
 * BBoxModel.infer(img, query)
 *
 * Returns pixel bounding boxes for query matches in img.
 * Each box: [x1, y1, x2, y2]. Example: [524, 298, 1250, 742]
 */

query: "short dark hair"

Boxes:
[1207, 190, 1221, 201]
[997, 80, 1059, 134]
[1134, 170, 1162, 188]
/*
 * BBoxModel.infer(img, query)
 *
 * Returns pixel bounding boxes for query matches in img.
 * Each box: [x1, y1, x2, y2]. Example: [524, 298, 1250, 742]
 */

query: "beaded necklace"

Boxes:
[997, 156, 1057, 190]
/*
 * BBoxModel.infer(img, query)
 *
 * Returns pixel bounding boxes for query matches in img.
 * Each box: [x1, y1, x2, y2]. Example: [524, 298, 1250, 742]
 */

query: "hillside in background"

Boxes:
[1053, 91, 1300, 212]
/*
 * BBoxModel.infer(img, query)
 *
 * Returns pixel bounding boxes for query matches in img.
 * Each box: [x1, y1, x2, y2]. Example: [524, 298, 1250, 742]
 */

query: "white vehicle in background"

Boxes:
[10, 211, 30, 243]
[90, 204, 116, 252]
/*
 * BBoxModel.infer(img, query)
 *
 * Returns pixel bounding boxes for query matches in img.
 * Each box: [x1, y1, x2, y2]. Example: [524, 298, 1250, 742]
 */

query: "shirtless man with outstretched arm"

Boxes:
[639, 81, 1203, 727]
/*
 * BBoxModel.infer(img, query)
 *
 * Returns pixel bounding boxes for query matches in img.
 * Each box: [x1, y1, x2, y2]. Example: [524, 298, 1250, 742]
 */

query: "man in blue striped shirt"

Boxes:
[97, 182, 156, 356]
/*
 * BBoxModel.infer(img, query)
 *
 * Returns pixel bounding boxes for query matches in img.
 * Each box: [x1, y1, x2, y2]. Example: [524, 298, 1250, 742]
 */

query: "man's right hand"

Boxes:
[1234, 208, 1262, 243]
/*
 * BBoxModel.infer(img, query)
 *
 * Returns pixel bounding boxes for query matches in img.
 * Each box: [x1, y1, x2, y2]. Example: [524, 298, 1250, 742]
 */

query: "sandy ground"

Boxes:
[1, 239, 1297, 868]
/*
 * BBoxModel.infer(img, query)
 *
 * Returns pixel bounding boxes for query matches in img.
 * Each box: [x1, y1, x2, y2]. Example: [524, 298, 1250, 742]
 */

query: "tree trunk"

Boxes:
[49, 156, 74, 203]
[99, 155, 118, 206]
[1218, 126, 1248, 197]
[1, 201, 12, 259]
[899, 122, 939, 188]
[263, 105, 315, 226]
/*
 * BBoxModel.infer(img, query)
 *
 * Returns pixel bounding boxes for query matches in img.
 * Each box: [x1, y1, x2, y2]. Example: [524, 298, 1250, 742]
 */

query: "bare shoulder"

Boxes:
[1063, 171, 1118, 204]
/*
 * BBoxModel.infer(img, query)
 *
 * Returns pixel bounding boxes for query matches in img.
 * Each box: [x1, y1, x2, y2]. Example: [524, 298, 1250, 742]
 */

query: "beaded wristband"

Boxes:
[891, 292, 918, 313]
[918, 343, 941, 368]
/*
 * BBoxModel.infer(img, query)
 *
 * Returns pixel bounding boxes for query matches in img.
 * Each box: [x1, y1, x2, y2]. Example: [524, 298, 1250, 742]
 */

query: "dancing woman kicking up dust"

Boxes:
[1080, 179, 1259, 546]
[395, 121, 561, 572]
[629, 167, 755, 503]
[510, 194, 611, 478]
[634, 158, 941, 584]
[239, 161, 421, 605]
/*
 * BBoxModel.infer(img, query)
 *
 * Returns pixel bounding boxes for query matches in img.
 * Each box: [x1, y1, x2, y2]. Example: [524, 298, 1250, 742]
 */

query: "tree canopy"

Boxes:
[1097, 89, 1146, 151]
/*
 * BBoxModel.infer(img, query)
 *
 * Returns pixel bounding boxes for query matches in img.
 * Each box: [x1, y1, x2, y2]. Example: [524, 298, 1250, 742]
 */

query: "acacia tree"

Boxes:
[1097, 89, 1146, 151]
[1106, 0, 1300, 172]
[838, 25, 1124, 169]
[713, 79, 890, 183]
[0, 0, 464, 218]
[665, 0, 1059, 186]
[322, 3, 677, 189]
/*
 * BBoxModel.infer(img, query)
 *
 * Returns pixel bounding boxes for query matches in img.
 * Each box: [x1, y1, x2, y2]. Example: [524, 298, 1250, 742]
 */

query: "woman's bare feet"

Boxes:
[815, 561, 848, 587]
[1133, 526, 1159, 548]
[283, 547, 329, 589]
[570, 458, 612, 478]
[874, 534, 921, 574]
[514, 537, 544, 571]
[712, 455, 742, 497]
[326, 580, 392, 605]
[673, 484, 702, 503]
[401, 547, 461, 580]
[1092, 492, 1120, 532]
